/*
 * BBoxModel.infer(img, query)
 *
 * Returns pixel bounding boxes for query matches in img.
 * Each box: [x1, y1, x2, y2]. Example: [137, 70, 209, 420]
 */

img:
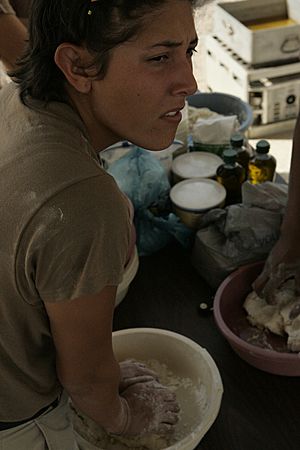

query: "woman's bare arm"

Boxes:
[45, 285, 179, 436]
[45, 286, 126, 434]
[253, 114, 300, 301]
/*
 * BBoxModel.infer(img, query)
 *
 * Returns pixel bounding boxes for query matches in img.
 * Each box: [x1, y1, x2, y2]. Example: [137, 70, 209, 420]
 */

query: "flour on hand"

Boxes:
[71, 359, 206, 450]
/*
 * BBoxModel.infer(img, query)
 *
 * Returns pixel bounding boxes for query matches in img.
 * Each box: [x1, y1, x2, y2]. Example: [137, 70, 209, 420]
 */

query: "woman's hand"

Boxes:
[118, 380, 180, 437]
[119, 359, 158, 392]
[252, 234, 300, 303]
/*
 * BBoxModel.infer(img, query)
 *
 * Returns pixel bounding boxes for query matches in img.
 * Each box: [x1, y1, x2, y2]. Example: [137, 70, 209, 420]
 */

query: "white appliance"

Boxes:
[205, 34, 300, 137]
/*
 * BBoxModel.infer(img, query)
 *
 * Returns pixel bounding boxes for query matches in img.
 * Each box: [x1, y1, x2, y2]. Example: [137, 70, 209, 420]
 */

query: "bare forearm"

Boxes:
[43, 290, 177, 436]
[253, 119, 300, 297]
[281, 115, 300, 235]
[62, 358, 126, 433]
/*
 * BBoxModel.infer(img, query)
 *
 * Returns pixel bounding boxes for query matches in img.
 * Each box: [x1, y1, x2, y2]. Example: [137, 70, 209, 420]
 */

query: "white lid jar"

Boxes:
[170, 178, 226, 228]
[171, 151, 223, 184]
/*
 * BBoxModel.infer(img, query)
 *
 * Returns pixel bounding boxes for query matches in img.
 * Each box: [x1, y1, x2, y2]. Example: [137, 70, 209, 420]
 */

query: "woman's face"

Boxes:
[88, 0, 198, 151]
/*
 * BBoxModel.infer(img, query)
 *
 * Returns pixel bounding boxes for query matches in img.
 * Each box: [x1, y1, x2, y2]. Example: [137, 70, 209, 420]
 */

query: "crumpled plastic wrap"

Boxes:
[192, 181, 288, 289]
[189, 106, 240, 145]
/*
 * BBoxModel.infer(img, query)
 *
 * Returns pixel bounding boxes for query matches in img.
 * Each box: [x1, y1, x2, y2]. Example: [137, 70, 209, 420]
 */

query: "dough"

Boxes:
[244, 291, 284, 336]
[71, 404, 167, 450]
[111, 434, 168, 450]
[244, 280, 300, 352]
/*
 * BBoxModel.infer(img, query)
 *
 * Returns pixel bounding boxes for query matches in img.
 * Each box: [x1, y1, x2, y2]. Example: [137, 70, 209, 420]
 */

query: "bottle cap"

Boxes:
[256, 139, 270, 153]
[223, 149, 237, 164]
[230, 133, 244, 148]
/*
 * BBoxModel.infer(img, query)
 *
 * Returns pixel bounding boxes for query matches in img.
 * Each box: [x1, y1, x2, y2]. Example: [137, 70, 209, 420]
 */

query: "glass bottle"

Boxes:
[216, 149, 246, 205]
[248, 140, 276, 184]
[230, 133, 250, 177]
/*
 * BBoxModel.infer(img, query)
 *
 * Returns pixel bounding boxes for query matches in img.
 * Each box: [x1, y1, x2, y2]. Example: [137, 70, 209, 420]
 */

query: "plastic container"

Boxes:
[147, 140, 184, 177]
[170, 178, 226, 229]
[216, 149, 246, 205]
[187, 92, 253, 133]
[171, 151, 223, 184]
[175, 100, 189, 153]
[100, 140, 184, 178]
[214, 261, 300, 376]
[99, 141, 132, 169]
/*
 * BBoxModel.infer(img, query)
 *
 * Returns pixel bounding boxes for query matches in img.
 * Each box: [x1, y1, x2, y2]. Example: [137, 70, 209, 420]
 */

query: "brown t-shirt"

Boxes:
[0, 83, 131, 421]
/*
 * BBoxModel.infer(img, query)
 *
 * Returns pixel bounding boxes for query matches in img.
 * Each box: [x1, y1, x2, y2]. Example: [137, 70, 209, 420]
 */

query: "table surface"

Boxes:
[113, 242, 300, 450]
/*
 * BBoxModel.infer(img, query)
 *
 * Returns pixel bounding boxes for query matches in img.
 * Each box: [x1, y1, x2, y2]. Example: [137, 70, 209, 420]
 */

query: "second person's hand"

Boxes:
[252, 236, 300, 303]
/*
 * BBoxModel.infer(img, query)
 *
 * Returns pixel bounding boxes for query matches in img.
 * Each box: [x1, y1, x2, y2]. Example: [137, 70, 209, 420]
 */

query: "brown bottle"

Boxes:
[230, 133, 250, 177]
[216, 149, 246, 205]
[248, 140, 276, 184]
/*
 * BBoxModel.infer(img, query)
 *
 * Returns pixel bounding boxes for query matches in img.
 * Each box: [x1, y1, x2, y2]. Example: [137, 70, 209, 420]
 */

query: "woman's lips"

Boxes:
[162, 110, 182, 122]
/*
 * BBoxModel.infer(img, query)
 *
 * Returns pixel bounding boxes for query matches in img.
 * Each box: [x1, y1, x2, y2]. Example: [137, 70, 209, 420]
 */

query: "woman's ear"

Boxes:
[54, 43, 94, 93]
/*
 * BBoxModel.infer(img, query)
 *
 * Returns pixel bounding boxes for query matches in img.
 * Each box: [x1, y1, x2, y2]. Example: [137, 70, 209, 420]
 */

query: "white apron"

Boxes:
[0, 392, 80, 450]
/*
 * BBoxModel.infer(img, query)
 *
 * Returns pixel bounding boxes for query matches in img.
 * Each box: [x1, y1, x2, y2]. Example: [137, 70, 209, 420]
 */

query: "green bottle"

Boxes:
[248, 140, 276, 184]
[230, 133, 250, 177]
[216, 149, 246, 205]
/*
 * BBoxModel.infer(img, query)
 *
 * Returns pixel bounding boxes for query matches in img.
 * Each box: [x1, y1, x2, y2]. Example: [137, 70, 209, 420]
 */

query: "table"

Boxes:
[113, 241, 300, 450]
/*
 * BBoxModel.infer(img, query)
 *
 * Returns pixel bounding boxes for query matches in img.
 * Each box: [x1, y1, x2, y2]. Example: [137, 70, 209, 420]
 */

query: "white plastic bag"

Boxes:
[192, 182, 288, 289]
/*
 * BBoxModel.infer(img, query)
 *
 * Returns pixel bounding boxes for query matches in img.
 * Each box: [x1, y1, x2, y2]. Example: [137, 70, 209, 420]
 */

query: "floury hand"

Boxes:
[119, 359, 159, 392]
[113, 380, 180, 437]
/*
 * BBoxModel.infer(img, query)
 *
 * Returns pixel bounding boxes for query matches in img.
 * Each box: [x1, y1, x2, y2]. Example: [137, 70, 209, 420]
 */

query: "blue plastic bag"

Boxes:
[108, 147, 192, 255]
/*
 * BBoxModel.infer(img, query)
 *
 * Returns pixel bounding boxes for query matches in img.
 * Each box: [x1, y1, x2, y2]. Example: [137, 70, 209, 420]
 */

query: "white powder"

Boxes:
[172, 152, 222, 179]
[71, 359, 207, 450]
[170, 178, 226, 210]
[144, 359, 207, 444]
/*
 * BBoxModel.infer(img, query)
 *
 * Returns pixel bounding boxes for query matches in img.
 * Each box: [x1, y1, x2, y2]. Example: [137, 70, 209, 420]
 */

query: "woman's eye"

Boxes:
[187, 47, 197, 57]
[149, 55, 169, 62]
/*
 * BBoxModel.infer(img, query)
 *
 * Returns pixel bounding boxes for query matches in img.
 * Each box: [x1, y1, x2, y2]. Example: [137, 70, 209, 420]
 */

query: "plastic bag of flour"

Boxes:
[108, 147, 192, 255]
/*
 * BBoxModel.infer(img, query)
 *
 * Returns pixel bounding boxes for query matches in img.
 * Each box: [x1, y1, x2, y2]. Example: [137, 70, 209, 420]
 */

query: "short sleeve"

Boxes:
[0, 0, 16, 15]
[16, 174, 131, 304]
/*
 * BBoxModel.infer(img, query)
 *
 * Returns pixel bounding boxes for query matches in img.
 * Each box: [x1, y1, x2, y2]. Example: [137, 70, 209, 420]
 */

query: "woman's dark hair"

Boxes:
[12, 0, 197, 104]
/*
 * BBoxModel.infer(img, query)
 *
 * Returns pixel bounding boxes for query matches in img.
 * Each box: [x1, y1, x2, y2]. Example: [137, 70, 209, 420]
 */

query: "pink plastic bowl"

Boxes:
[214, 261, 300, 376]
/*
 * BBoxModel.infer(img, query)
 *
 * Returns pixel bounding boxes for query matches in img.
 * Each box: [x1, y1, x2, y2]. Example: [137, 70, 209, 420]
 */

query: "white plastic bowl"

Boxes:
[112, 328, 223, 450]
[100, 140, 184, 177]
[74, 328, 223, 450]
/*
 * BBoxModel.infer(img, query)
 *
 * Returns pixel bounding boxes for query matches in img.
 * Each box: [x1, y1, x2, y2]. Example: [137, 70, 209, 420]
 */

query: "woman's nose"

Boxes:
[172, 61, 198, 97]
